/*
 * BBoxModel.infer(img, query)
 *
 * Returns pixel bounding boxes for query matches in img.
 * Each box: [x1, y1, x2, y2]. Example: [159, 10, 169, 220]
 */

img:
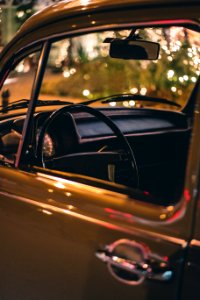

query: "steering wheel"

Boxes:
[36, 104, 139, 188]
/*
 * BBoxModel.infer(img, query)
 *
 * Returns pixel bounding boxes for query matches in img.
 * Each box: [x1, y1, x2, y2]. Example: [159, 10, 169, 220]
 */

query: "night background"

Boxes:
[0, 0, 61, 47]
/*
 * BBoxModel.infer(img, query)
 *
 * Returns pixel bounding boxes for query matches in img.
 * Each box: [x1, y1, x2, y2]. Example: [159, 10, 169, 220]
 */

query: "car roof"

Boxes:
[18, 0, 200, 36]
[0, 0, 199, 72]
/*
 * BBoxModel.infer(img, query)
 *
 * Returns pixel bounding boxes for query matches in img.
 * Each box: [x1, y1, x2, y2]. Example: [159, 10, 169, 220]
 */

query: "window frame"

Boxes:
[3, 20, 198, 225]
[10, 20, 199, 170]
[14, 41, 51, 167]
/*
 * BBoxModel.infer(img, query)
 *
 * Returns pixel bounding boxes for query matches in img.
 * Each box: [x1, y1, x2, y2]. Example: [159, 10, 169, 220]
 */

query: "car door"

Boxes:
[0, 108, 199, 300]
[0, 30, 199, 300]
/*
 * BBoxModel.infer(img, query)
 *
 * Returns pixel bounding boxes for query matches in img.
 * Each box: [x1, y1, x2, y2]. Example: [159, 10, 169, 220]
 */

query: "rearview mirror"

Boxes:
[108, 39, 160, 60]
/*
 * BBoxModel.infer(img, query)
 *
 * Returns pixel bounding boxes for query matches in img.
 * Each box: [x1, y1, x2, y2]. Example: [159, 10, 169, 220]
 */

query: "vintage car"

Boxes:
[0, 0, 199, 299]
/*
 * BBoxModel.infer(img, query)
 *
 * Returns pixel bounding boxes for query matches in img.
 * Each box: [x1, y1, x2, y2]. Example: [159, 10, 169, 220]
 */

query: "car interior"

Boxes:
[0, 103, 192, 205]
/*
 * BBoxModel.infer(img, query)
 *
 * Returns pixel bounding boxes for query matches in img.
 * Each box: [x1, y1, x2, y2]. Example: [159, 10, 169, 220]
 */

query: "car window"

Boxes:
[39, 26, 200, 110]
[1, 51, 40, 110]
[34, 25, 200, 205]
[0, 50, 41, 162]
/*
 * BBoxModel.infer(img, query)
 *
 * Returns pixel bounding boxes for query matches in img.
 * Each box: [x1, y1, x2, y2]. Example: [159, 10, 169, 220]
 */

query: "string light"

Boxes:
[183, 75, 189, 81]
[191, 77, 197, 83]
[82, 89, 90, 97]
[171, 86, 177, 92]
[63, 70, 70, 78]
[123, 101, 129, 107]
[140, 87, 147, 95]
[17, 11, 25, 18]
[109, 102, 116, 107]
[167, 70, 175, 79]
[130, 87, 138, 94]
[129, 100, 136, 107]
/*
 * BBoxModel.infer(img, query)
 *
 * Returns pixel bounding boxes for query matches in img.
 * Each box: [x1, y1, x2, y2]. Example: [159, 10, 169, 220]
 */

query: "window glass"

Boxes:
[1, 51, 40, 110]
[36, 26, 199, 204]
[0, 50, 40, 162]
[40, 27, 200, 110]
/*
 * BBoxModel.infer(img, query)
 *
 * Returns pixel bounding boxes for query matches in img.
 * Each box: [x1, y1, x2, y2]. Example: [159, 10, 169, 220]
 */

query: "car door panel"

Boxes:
[0, 166, 189, 300]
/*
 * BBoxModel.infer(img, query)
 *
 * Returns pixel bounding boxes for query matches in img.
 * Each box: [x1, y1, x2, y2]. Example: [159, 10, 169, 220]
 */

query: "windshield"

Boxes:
[1, 25, 199, 113]
[39, 26, 199, 110]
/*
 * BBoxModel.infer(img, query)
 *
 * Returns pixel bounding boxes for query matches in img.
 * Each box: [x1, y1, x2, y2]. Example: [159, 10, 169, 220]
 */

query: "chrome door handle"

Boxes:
[96, 239, 173, 285]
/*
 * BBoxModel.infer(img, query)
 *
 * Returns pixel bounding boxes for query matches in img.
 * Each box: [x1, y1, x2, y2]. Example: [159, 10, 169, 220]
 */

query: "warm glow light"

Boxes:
[67, 205, 74, 210]
[171, 86, 177, 92]
[130, 87, 138, 94]
[129, 100, 135, 107]
[162, 45, 168, 51]
[54, 182, 65, 189]
[172, 45, 180, 52]
[123, 101, 129, 107]
[160, 214, 167, 220]
[178, 90, 183, 95]
[16, 62, 24, 73]
[167, 206, 174, 212]
[142, 263, 149, 269]
[83, 89, 90, 96]
[17, 11, 25, 18]
[80, 0, 90, 5]
[65, 192, 72, 197]
[63, 70, 70, 78]
[70, 68, 76, 75]
[4, 78, 18, 85]
[167, 69, 174, 79]
[109, 102, 116, 107]
[112, 256, 119, 262]
[191, 76, 197, 83]
[140, 87, 147, 95]
[193, 57, 200, 65]
[41, 209, 52, 215]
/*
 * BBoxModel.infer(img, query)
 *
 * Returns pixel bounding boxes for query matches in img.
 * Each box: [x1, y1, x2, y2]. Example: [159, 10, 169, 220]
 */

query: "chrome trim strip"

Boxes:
[0, 190, 187, 248]
[190, 239, 200, 247]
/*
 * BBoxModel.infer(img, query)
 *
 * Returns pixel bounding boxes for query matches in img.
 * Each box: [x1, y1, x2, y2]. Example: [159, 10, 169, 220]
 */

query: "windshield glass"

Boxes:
[39, 26, 200, 110]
